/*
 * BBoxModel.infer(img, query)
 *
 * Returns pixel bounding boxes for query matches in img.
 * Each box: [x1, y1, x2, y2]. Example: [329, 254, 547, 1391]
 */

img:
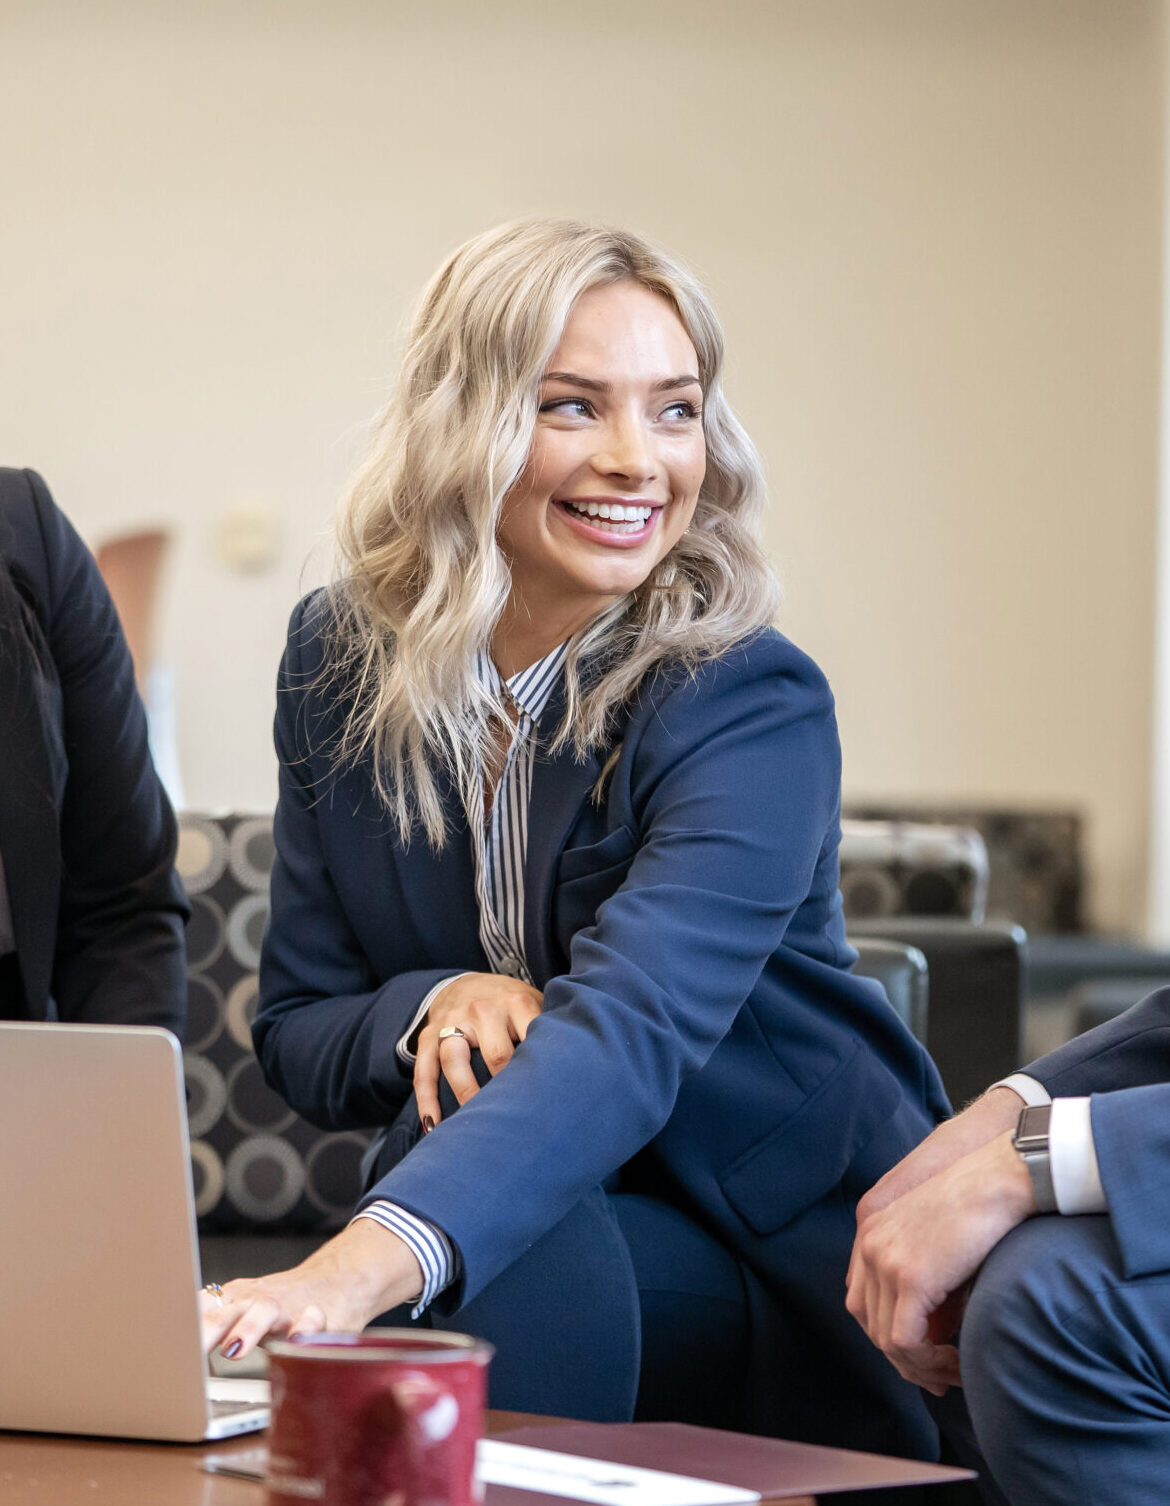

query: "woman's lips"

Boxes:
[555, 498, 661, 543]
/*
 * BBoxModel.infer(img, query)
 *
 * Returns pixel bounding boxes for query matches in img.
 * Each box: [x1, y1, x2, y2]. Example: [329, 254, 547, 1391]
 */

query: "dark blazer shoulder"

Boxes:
[0, 468, 58, 608]
[625, 629, 836, 765]
[276, 587, 352, 763]
[643, 627, 832, 705]
[0, 468, 116, 640]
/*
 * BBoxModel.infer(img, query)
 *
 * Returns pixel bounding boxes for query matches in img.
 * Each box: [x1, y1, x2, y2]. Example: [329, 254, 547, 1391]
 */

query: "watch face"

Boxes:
[1014, 1104, 1052, 1152]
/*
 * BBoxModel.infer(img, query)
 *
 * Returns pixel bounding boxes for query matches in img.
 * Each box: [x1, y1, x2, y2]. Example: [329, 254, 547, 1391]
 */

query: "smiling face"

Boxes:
[493, 279, 706, 674]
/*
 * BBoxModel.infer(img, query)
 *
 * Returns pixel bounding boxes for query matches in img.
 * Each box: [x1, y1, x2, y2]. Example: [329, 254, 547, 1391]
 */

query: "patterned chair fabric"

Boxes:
[176, 813, 373, 1233]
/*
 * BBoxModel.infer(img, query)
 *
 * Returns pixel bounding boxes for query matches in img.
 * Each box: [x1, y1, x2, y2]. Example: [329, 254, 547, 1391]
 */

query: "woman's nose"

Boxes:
[594, 414, 656, 483]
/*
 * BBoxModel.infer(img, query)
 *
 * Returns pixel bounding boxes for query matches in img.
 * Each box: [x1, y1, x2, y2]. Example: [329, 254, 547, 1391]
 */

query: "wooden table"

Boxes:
[0, 1412, 816, 1505]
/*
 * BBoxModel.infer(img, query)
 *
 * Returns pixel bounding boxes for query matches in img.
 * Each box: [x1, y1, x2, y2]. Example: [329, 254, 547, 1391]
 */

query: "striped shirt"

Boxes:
[353, 641, 569, 1310]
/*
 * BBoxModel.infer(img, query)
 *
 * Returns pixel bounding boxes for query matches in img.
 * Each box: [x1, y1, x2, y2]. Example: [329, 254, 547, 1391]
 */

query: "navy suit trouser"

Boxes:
[378, 1186, 753, 1428]
[370, 1067, 938, 1468]
[955, 1214, 1170, 1505]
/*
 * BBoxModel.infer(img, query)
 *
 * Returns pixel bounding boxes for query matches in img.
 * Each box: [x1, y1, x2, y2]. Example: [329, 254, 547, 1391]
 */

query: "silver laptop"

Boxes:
[0, 1021, 269, 1441]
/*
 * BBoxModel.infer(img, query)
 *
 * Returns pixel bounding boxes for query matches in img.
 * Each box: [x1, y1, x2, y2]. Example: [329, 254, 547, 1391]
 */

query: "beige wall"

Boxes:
[1, 0, 1163, 932]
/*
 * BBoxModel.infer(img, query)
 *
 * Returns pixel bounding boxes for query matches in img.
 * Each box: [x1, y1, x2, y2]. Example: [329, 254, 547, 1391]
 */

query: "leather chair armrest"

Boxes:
[849, 918, 1027, 1109]
[851, 937, 929, 1044]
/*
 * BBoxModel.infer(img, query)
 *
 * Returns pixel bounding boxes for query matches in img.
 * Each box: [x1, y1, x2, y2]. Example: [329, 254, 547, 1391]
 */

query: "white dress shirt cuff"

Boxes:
[991, 1077, 1106, 1215]
[351, 1201, 457, 1317]
[1049, 1097, 1107, 1215]
[396, 975, 470, 1066]
[991, 1072, 1052, 1108]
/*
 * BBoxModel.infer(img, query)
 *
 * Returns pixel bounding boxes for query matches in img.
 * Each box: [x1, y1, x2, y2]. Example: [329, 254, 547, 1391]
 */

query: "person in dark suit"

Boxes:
[200, 218, 950, 1456]
[847, 986, 1170, 1504]
[0, 467, 187, 1033]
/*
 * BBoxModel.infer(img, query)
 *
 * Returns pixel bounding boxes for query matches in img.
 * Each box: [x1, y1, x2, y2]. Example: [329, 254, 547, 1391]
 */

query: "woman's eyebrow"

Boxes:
[542, 371, 702, 392]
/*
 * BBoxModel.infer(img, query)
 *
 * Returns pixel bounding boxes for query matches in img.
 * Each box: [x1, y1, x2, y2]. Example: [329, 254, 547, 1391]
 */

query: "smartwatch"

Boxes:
[1012, 1103, 1057, 1214]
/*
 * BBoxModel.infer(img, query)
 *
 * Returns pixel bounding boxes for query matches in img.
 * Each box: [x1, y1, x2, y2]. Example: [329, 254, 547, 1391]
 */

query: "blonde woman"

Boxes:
[204, 220, 949, 1457]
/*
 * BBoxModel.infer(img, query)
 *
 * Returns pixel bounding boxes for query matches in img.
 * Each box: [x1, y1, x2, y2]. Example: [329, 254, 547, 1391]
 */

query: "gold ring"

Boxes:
[437, 1026, 467, 1042]
[203, 1281, 225, 1308]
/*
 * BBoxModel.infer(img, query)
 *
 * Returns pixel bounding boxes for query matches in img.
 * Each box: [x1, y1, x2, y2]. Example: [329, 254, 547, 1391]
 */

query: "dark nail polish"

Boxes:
[422, 1115, 434, 1134]
[223, 1339, 243, 1359]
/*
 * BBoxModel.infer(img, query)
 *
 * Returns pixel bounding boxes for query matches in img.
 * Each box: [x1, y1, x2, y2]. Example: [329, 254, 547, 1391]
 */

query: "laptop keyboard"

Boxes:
[211, 1397, 263, 1417]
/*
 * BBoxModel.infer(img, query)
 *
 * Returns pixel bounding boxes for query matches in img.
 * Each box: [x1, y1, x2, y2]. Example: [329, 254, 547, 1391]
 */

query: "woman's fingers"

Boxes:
[438, 1028, 481, 1104]
[414, 1038, 443, 1131]
[217, 1291, 284, 1360]
[414, 1025, 482, 1125]
[206, 1284, 345, 1361]
[199, 1287, 240, 1354]
[203, 1222, 426, 1360]
[476, 1014, 520, 1077]
[510, 993, 542, 1042]
[413, 973, 545, 1127]
[289, 1303, 328, 1340]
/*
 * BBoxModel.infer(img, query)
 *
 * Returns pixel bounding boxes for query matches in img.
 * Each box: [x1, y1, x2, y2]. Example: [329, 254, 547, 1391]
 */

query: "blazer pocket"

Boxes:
[718, 1040, 900, 1236]
[557, 823, 638, 883]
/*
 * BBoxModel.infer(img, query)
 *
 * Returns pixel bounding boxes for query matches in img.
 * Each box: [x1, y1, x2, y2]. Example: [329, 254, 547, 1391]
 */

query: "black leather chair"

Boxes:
[851, 936, 929, 1043]
[851, 918, 1027, 1110]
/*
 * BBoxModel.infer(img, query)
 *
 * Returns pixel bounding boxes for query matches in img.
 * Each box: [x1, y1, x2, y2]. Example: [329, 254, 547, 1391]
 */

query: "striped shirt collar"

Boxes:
[474, 640, 569, 724]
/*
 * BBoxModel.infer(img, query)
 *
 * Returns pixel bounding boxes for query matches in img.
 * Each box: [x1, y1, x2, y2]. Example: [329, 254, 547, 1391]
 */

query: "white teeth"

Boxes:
[562, 500, 655, 530]
[565, 500, 653, 523]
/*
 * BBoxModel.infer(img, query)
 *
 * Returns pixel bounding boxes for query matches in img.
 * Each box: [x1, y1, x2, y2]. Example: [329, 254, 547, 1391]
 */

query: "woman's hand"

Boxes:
[200, 1218, 424, 1361]
[414, 972, 543, 1129]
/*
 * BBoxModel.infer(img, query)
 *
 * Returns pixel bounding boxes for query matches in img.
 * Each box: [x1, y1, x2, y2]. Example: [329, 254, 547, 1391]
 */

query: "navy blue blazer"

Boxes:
[0, 468, 187, 1031]
[256, 594, 949, 1316]
[1026, 986, 1170, 1279]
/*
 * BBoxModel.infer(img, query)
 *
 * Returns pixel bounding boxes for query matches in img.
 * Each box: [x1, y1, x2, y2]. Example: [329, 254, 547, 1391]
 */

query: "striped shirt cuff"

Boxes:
[396, 975, 470, 1066]
[351, 1201, 458, 1316]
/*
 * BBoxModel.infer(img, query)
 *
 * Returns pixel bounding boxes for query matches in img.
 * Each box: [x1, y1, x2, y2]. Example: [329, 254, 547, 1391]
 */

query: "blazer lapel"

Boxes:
[523, 688, 602, 987]
[0, 572, 61, 1017]
[389, 768, 488, 972]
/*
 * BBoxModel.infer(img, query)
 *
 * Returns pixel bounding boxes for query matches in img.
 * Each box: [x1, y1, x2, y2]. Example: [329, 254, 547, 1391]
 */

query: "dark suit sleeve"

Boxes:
[1088, 1082, 1170, 1277]
[1025, 986, 1170, 1277]
[359, 638, 843, 1307]
[253, 595, 470, 1129]
[28, 473, 188, 1032]
[1025, 986, 1170, 1097]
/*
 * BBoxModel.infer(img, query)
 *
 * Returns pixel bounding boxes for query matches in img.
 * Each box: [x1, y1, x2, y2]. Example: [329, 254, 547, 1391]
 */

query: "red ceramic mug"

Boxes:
[264, 1331, 493, 1506]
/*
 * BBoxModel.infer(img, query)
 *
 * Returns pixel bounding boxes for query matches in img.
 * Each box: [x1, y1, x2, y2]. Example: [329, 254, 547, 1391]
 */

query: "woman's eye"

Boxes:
[662, 400, 700, 422]
[540, 398, 593, 418]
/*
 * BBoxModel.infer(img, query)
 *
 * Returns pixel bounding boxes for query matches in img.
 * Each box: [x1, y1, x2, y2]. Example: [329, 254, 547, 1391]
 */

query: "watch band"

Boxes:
[1012, 1103, 1057, 1214]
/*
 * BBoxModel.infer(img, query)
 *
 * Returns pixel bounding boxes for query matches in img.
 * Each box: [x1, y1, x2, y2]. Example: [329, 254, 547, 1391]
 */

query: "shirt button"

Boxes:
[500, 958, 522, 979]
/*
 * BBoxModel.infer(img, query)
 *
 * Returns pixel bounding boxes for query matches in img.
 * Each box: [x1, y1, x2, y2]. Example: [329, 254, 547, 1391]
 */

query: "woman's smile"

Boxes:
[553, 494, 663, 544]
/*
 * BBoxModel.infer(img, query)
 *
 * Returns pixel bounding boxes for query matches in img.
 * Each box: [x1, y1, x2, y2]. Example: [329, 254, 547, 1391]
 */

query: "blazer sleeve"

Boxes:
[26, 471, 189, 1032]
[253, 595, 471, 1130]
[1089, 1082, 1170, 1277]
[1024, 986, 1170, 1277]
[1025, 985, 1170, 1096]
[359, 636, 844, 1308]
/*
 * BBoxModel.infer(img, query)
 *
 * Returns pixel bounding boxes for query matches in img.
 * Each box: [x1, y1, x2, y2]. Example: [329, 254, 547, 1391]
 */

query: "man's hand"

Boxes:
[856, 1085, 1024, 1224]
[846, 1132, 1036, 1394]
[414, 972, 542, 1129]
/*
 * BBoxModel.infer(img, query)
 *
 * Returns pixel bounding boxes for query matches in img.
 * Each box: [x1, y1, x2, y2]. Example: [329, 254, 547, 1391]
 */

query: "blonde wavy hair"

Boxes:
[326, 216, 780, 845]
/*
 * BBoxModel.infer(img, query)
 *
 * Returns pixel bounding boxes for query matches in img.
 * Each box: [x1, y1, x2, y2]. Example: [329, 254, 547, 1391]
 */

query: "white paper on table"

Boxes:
[476, 1439, 761, 1506]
